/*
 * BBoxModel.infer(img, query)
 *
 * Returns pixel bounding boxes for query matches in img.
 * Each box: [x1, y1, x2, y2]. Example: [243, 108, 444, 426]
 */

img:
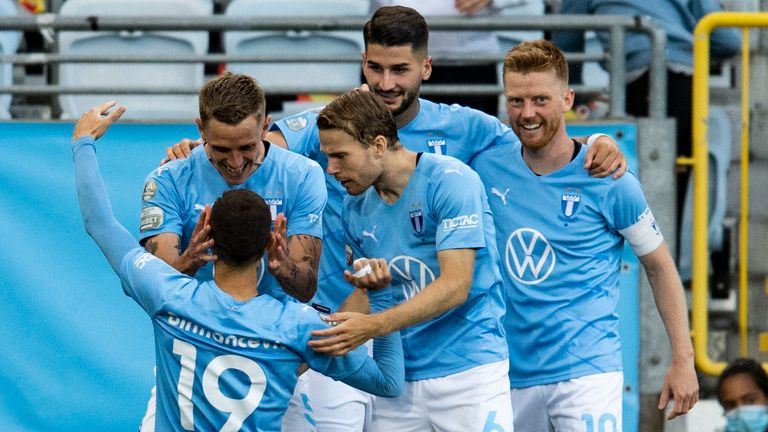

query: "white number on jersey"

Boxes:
[172, 339, 267, 431]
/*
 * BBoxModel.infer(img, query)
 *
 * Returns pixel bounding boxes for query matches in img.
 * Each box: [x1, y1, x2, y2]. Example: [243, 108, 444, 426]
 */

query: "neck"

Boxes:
[212, 260, 260, 301]
[374, 146, 417, 204]
[394, 99, 420, 129]
[522, 131, 574, 175]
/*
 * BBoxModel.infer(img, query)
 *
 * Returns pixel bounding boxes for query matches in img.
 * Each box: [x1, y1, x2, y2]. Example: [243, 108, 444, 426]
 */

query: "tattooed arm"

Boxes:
[143, 210, 215, 277]
[267, 213, 321, 302]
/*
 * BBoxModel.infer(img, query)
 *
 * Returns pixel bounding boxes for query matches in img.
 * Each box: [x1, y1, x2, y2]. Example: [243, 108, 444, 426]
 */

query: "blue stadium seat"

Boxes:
[223, 0, 368, 97]
[57, 0, 212, 120]
[0, 0, 21, 119]
[678, 106, 731, 281]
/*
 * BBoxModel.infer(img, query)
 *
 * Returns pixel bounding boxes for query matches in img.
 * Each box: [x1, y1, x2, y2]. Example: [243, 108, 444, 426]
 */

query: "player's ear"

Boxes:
[260, 114, 271, 140]
[195, 118, 205, 140]
[372, 135, 388, 156]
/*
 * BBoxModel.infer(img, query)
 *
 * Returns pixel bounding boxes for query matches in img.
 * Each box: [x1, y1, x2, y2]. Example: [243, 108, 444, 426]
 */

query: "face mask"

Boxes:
[726, 405, 768, 432]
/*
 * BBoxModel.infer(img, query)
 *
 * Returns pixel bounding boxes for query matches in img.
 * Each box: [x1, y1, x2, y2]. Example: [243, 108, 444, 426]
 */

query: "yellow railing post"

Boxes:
[691, 12, 768, 376]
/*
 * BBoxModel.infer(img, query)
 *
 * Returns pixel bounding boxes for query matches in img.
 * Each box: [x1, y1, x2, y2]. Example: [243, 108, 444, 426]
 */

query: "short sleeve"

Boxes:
[271, 109, 322, 160]
[604, 172, 664, 257]
[286, 160, 326, 238]
[429, 160, 487, 251]
[139, 164, 184, 242]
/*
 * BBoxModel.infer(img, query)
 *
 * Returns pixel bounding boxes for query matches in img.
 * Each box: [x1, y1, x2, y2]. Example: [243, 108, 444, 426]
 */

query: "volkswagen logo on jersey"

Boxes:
[388, 255, 435, 301]
[409, 207, 424, 234]
[264, 198, 284, 224]
[561, 192, 581, 218]
[505, 228, 556, 285]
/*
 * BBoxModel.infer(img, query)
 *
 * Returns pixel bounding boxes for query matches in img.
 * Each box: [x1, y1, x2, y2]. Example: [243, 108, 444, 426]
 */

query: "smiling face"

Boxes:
[363, 43, 431, 121]
[199, 114, 268, 185]
[504, 69, 573, 151]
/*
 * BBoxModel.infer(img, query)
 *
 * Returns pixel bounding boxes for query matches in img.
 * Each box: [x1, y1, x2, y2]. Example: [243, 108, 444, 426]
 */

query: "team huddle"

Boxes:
[70, 6, 698, 432]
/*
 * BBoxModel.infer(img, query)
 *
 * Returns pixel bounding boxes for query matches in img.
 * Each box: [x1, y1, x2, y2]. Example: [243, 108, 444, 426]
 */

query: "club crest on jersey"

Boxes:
[409, 206, 424, 234]
[427, 133, 447, 155]
[561, 192, 581, 218]
[264, 198, 283, 222]
[285, 116, 308, 131]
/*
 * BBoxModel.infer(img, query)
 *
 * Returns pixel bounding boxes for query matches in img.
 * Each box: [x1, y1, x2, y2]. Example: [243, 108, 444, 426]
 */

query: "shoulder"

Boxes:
[269, 143, 322, 172]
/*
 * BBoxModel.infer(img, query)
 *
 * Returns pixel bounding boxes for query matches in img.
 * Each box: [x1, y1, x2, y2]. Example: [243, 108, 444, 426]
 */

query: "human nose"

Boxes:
[227, 151, 244, 167]
[378, 70, 396, 91]
[521, 101, 536, 118]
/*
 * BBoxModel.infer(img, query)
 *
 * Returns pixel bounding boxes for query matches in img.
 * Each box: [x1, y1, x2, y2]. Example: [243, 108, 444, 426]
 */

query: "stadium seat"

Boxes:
[0, 0, 21, 119]
[57, 0, 212, 120]
[496, 0, 545, 54]
[678, 106, 731, 281]
[223, 0, 367, 100]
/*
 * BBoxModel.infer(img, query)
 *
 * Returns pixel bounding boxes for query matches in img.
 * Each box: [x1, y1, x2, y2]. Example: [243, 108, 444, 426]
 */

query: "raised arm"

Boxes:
[582, 134, 627, 179]
[71, 101, 137, 272]
[639, 242, 699, 420]
[309, 248, 474, 356]
[266, 214, 321, 302]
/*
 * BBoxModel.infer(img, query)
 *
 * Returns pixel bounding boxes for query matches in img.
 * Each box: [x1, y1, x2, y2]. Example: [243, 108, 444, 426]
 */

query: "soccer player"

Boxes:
[164, 7, 627, 430]
[470, 39, 699, 431]
[139, 73, 326, 430]
[308, 89, 511, 431]
[140, 72, 325, 304]
[70, 101, 404, 432]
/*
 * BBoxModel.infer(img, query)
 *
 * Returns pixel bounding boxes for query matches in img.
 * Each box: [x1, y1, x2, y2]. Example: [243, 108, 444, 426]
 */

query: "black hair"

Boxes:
[717, 357, 768, 406]
[210, 189, 271, 267]
[363, 6, 428, 54]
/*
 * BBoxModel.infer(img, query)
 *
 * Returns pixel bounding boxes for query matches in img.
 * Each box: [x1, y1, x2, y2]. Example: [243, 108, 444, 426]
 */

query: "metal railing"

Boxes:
[0, 14, 667, 118]
[688, 11, 764, 376]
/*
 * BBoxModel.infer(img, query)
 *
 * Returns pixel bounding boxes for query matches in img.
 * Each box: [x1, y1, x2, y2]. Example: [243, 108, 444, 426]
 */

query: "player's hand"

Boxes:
[267, 213, 290, 275]
[584, 135, 627, 179]
[160, 138, 202, 165]
[179, 204, 217, 271]
[354, 83, 371, 93]
[308, 312, 381, 356]
[455, 0, 491, 15]
[72, 100, 125, 142]
[343, 258, 390, 291]
[659, 359, 699, 420]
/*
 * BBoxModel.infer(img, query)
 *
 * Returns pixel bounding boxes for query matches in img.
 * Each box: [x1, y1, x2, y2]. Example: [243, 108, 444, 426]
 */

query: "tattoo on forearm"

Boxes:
[273, 235, 321, 301]
[174, 238, 182, 256]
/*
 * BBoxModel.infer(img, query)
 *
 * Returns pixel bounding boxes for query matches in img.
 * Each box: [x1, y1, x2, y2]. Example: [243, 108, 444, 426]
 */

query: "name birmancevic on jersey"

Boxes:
[166, 312, 285, 351]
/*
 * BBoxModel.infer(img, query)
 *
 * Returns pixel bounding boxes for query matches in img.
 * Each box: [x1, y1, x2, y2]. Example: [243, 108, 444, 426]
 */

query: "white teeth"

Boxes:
[522, 124, 540, 130]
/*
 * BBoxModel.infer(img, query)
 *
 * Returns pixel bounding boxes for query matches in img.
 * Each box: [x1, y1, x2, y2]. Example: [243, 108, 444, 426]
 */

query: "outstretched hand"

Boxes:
[72, 101, 125, 142]
[267, 213, 289, 273]
[180, 205, 217, 271]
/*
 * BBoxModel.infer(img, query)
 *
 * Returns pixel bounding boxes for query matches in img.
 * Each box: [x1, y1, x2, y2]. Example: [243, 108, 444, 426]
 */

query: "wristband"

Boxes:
[586, 133, 609, 147]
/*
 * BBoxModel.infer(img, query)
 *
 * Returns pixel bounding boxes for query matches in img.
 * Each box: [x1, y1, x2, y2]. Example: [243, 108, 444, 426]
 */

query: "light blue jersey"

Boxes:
[343, 153, 508, 381]
[71, 137, 403, 432]
[273, 99, 519, 311]
[471, 141, 663, 388]
[139, 143, 326, 301]
[119, 248, 369, 431]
